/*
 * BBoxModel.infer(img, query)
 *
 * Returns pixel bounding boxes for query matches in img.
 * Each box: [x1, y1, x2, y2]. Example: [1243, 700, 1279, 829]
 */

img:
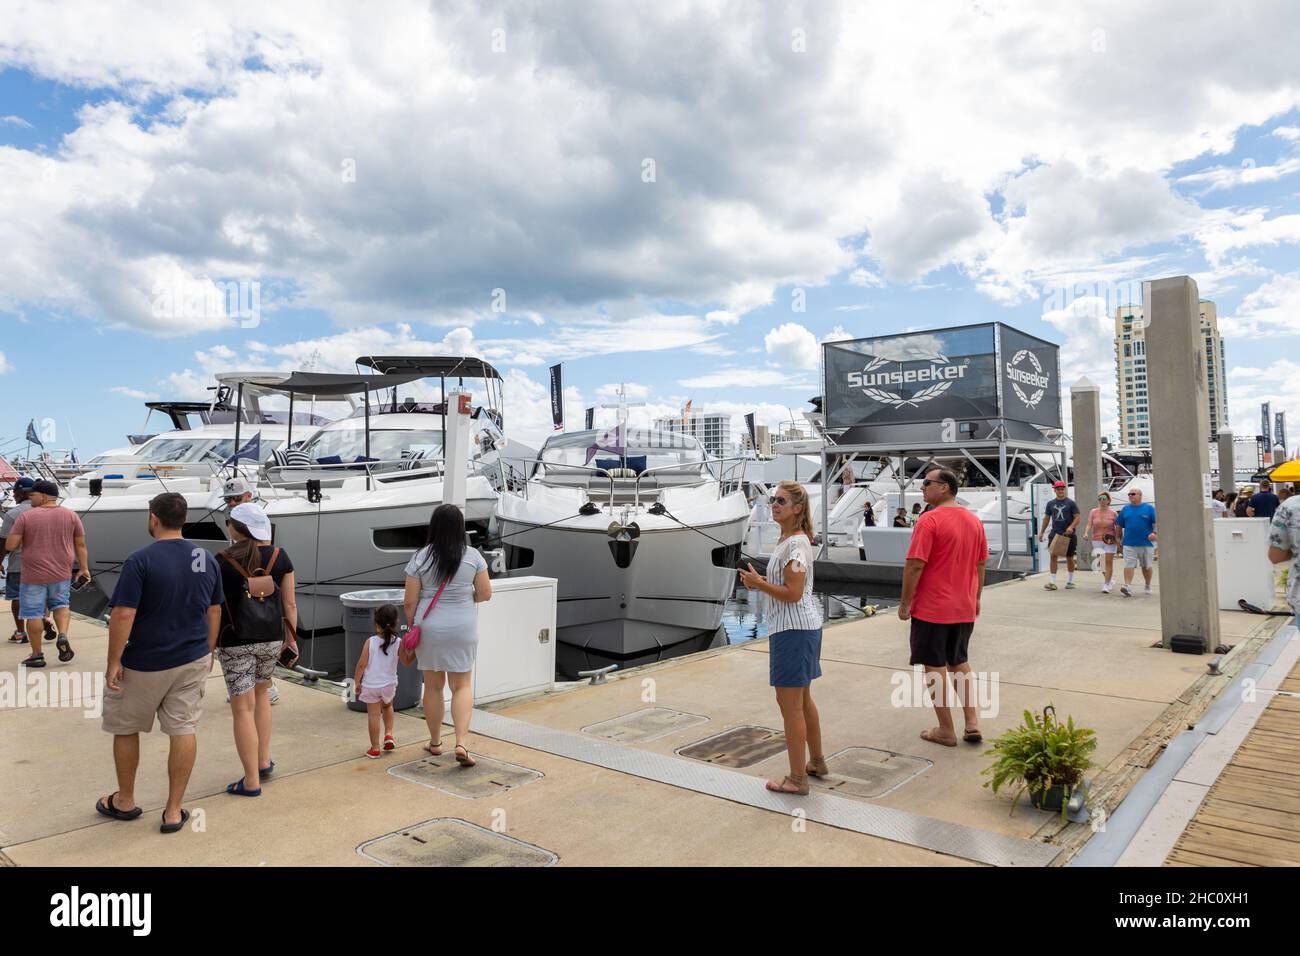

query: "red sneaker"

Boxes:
[366, 748, 382, 759]
[383, 735, 395, 751]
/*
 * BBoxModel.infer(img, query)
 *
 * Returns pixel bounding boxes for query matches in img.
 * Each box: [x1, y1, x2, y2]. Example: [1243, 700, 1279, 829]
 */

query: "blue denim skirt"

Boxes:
[769, 627, 823, 688]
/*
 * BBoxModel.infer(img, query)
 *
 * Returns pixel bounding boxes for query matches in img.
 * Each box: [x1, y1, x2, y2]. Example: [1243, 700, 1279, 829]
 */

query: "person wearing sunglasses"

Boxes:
[1115, 487, 1157, 596]
[898, 466, 988, 748]
[1083, 491, 1118, 592]
[737, 480, 825, 796]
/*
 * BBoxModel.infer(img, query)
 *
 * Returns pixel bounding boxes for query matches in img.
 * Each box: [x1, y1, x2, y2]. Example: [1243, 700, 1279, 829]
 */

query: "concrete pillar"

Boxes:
[1070, 377, 1102, 571]
[1143, 276, 1220, 652]
[1216, 430, 1235, 493]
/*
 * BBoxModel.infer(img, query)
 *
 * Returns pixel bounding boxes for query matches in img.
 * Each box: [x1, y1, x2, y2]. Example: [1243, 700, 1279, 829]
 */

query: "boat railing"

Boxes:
[259, 455, 451, 492]
[498, 455, 748, 512]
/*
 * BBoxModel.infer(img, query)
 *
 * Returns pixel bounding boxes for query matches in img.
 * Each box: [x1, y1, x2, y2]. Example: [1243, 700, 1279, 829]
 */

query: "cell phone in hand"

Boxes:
[71, 576, 89, 592]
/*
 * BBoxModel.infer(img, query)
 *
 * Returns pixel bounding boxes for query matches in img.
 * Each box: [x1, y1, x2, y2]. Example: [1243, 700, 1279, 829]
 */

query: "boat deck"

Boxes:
[0, 570, 1285, 867]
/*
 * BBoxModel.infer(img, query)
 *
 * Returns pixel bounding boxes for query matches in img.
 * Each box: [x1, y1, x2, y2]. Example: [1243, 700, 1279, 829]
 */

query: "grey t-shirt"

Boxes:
[1, 501, 32, 573]
[404, 546, 488, 607]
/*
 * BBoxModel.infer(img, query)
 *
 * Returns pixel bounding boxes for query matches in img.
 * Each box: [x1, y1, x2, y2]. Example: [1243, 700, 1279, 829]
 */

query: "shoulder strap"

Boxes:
[418, 576, 450, 623]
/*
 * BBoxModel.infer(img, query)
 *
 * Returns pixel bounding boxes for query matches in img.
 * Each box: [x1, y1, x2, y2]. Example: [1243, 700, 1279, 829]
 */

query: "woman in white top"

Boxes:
[738, 480, 825, 796]
[403, 504, 492, 767]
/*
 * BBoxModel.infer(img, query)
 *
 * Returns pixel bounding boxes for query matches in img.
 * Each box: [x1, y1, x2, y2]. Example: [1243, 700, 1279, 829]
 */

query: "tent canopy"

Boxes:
[1269, 458, 1300, 482]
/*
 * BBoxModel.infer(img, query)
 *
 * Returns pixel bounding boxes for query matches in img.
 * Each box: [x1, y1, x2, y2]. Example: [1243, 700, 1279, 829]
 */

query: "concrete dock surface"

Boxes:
[0, 568, 1287, 867]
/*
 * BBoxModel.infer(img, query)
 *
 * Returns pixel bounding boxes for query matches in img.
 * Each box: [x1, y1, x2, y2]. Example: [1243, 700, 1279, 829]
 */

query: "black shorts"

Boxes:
[909, 618, 975, 668]
[1048, 531, 1078, 557]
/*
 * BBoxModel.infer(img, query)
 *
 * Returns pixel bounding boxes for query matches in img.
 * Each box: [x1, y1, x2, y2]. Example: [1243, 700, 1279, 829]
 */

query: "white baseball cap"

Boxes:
[228, 502, 273, 541]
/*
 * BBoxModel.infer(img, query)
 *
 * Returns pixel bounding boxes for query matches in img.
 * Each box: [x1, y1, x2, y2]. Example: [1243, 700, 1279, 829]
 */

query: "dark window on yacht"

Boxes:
[183, 522, 227, 541]
[711, 543, 741, 569]
[373, 526, 428, 550]
[504, 544, 534, 570]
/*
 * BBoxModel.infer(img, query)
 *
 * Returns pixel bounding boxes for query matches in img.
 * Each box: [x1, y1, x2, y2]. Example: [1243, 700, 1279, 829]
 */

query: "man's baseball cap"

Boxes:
[31, 479, 60, 497]
[13, 476, 35, 491]
[222, 477, 251, 498]
[1052, 481, 1067, 488]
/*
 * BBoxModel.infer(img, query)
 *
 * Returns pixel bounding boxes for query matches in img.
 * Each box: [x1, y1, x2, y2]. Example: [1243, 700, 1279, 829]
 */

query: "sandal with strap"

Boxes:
[806, 756, 830, 777]
[454, 744, 476, 767]
[95, 792, 143, 821]
[765, 774, 809, 795]
[226, 779, 262, 797]
[160, 809, 190, 834]
[425, 740, 443, 756]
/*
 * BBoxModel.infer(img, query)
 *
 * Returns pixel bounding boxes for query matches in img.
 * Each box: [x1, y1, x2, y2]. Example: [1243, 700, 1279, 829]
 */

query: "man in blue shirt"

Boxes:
[1247, 478, 1281, 519]
[1038, 480, 1081, 590]
[1116, 487, 1157, 597]
[96, 492, 223, 834]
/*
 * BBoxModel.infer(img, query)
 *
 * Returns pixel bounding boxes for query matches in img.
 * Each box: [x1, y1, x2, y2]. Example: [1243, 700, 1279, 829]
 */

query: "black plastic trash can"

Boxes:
[340, 589, 422, 712]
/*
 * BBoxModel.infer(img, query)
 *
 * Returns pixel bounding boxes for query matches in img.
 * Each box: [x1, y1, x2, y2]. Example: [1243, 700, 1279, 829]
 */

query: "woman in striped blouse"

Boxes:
[738, 480, 826, 795]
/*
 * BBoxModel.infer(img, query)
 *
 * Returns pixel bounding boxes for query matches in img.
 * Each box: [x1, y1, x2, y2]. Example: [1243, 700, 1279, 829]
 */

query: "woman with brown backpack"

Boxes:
[216, 502, 298, 797]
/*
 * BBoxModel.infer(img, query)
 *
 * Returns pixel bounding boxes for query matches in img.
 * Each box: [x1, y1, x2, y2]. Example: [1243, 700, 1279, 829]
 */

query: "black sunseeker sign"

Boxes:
[823, 323, 1060, 433]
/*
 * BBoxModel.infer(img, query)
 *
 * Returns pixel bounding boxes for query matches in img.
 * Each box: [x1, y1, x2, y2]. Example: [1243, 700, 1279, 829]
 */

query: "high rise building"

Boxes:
[654, 410, 734, 459]
[1114, 299, 1227, 448]
[740, 424, 773, 458]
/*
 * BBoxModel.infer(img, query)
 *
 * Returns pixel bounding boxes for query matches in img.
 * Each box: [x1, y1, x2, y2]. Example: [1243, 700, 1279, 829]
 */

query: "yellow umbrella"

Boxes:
[1270, 459, 1300, 482]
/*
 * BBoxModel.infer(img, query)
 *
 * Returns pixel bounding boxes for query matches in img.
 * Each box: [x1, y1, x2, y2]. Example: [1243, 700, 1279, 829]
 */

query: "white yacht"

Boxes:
[494, 424, 750, 664]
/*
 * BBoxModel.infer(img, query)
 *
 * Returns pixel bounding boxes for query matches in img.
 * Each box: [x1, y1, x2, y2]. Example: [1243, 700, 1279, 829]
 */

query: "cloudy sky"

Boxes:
[3, 0, 1300, 457]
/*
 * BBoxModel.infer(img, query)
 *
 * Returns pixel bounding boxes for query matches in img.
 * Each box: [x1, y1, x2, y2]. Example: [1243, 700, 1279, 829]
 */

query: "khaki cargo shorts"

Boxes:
[101, 654, 211, 736]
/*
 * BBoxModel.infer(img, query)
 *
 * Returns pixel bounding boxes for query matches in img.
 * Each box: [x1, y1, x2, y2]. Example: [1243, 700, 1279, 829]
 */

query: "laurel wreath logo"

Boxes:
[855, 350, 955, 407]
[1008, 349, 1047, 409]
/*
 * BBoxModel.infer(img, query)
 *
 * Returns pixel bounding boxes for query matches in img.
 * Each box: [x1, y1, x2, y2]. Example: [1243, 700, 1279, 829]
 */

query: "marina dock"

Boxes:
[2, 567, 1289, 867]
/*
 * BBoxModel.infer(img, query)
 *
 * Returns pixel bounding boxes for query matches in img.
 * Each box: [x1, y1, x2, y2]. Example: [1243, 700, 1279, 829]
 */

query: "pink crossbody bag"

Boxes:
[400, 577, 448, 652]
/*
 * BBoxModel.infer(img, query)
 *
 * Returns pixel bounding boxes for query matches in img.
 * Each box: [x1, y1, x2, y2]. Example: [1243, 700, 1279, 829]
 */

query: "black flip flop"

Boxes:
[963, 730, 983, 744]
[160, 809, 190, 834]
[56, 635, 74, 663]
[95, 793, 143, 821]
[21, 652, 45, 668]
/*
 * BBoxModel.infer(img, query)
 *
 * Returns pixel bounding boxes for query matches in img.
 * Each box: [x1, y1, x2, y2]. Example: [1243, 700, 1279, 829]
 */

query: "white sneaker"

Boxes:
[268, 682, 280, 705]
[1144, 587, 1153, 596]
[1102, 583, 1112, 593]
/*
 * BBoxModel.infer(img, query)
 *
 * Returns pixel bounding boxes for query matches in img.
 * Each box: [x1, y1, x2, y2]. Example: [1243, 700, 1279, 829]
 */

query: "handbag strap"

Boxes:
[417, 576, 449, 623]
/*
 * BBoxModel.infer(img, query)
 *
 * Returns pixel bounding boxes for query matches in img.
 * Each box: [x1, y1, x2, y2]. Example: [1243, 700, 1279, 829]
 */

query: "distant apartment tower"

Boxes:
[1114, 299, 1227, 447]
[654, 410, 733, 458]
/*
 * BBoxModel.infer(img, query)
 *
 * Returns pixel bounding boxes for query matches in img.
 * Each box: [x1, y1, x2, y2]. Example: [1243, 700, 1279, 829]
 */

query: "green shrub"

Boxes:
[983, 705, 1097, 818]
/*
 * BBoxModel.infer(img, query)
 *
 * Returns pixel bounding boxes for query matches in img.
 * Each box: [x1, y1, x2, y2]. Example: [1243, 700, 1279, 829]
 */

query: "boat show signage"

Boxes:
[823, 323, 1061, 434]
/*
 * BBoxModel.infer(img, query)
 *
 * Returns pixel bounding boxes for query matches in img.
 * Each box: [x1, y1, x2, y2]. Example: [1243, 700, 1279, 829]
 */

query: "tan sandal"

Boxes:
[424, 740, 443, 756]
[806, 756, 830, 777]
[765, 774, 809, 795]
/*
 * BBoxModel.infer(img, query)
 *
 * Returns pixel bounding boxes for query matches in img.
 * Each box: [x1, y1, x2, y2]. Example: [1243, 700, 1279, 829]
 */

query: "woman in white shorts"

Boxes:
[1084, 491, 1119, 592]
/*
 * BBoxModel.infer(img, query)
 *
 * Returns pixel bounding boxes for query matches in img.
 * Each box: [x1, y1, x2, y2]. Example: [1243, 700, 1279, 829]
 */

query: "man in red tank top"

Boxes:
[898, 466, 989, 748]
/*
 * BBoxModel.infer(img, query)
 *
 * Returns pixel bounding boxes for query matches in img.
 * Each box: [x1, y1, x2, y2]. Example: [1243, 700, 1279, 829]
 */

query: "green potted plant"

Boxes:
[983, 705, 1097, 818]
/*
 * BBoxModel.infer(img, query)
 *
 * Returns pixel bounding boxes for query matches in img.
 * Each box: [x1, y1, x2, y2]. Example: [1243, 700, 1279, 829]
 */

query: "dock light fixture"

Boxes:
[959, 421, 977, 437]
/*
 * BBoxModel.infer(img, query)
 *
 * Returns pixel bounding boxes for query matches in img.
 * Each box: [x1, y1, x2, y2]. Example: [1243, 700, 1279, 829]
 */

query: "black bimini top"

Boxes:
[355, 356, 503, 381]
[224, 370, 430, 398]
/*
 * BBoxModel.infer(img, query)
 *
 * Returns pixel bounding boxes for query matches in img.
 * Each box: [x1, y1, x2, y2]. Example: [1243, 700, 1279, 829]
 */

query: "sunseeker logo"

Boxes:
[1005, 349, 1049, 408]
[847, 353, 969, 408]
[49, 886, 151, 936]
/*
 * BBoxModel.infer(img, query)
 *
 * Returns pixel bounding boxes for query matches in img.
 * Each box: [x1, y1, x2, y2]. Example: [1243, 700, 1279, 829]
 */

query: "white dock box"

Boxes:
[471, 575, 556, 705]
[1213, 519, 1276, 611]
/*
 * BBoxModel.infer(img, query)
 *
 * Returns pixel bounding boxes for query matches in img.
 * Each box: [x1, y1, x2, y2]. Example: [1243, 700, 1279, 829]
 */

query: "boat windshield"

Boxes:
[300, 427, 443, 462]
[133, 436, 218, 462]
[540, 428, 707, 472]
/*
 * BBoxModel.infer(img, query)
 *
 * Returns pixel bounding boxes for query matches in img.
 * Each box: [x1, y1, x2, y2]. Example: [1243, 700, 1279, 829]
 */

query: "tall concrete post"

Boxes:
[1144, 276, 1220, 652]
[1217, 430, 1235, 493]
[1070, 377, 1102, 571]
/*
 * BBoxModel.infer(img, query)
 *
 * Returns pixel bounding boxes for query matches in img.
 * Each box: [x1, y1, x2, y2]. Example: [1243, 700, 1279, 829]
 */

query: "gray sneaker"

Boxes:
[1120, 585, 1132, 597]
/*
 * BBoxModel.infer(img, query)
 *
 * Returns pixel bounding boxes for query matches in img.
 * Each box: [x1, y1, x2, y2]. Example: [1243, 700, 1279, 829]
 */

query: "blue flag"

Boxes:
[225, 432, 261, 464]
[26, 419, 43, 447]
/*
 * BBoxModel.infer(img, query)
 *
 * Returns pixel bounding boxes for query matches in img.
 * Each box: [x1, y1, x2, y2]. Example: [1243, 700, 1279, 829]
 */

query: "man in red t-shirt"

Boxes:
[5, 479, 89, 667]
[898, 466, 989, 748]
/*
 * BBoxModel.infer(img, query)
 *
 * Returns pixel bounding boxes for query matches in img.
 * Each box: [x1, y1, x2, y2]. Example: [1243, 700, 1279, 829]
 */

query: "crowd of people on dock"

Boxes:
[4, 462, 1299, 820]
[3, 476, 492, 833]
